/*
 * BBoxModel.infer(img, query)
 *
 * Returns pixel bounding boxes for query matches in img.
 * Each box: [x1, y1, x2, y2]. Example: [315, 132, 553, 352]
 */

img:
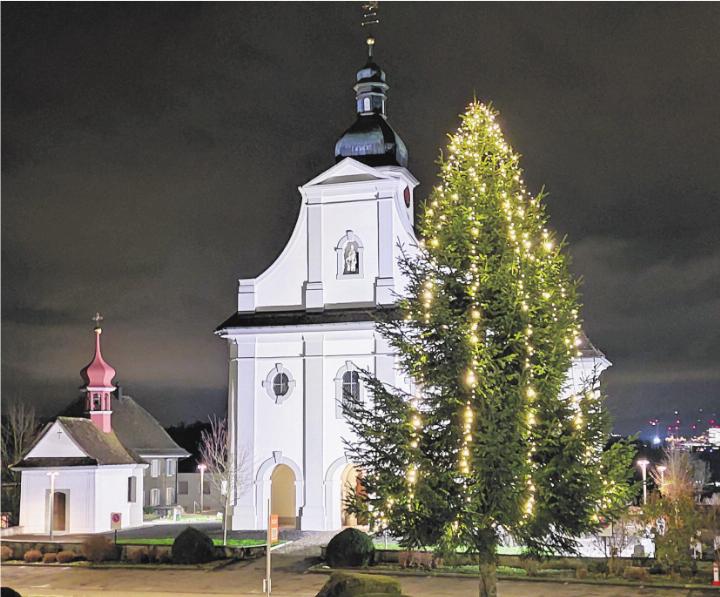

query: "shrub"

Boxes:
[23, 549, 43, 563]
[325, 528, 375, 568]
[56, 550, 76, 564]
[1, 545, 13, 561]
[171, 527, 216, 564]
[316, 571, 402, 597]
[588, 559, 609, 575]
[82, 536, 117, 563]
[648, 562, 665, 575]
[575, 566, 588, 579]
[43, 552, 58, 563]
[126, 546, 150, 564]
[623, 566, 648, 581]
[522, 559, 539, 577]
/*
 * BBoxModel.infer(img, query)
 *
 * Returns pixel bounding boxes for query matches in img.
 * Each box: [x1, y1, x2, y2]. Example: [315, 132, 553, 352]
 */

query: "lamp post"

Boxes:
[637, 458, 650, 505]
[656, 464, 667, 492]
[47, 471, 59, 540]
[198, 463, 207, 513]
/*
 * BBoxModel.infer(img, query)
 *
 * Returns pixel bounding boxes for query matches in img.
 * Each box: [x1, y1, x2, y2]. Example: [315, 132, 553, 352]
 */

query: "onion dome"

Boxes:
[334, 38, 408, 168]
[80, 315, 116, 390]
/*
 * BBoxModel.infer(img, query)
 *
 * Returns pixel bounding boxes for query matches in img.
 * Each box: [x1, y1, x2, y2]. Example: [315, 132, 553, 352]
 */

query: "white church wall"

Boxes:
[19, 468, 96, 534]
[94, 465, 144, 532]
[250, 205, 308, 311]
[322, 198, 379, 306]
[26, 421, 86, 459]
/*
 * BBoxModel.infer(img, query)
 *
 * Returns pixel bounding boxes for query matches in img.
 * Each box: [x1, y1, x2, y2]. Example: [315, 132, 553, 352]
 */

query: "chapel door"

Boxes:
[52, 492, 66, 531]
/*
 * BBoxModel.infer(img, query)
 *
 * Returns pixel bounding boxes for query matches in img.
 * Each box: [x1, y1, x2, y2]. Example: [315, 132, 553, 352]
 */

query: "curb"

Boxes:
[1, 560, 226, 571]
[306, 564, 720, 591]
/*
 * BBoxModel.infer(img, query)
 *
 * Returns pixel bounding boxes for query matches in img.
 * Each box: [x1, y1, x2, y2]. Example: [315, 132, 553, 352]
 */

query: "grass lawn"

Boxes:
[371, 541, 525, 556]
[116, 537, 270, 548]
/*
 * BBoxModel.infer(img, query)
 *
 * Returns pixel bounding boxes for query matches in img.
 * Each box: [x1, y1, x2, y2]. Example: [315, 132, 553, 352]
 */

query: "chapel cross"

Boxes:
[92, 312, 103, 328]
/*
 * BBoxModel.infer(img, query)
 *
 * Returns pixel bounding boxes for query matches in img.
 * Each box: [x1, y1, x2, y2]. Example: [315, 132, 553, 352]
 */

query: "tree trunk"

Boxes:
[478, 558, 497, 597]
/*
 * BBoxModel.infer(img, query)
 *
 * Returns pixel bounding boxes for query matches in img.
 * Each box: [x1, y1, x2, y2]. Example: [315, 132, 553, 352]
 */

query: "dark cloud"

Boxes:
[2, 3, 719, 433]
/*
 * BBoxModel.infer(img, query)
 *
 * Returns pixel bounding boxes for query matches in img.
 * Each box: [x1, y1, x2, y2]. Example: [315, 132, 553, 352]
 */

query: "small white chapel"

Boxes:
[215, 36, 610, 531]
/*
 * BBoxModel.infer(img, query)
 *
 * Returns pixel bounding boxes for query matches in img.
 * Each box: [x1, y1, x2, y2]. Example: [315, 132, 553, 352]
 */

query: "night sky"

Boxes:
[3, 3, 719, 436]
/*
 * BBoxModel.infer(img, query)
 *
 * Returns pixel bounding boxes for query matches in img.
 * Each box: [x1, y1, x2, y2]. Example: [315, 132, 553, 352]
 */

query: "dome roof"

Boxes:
[335, 113, 408, 167]
[80, 327, 116, 389]
[334, 54, 408, 168]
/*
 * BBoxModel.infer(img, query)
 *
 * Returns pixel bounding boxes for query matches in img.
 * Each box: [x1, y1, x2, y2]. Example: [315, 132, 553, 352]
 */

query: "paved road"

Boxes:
[3, 556, 716, 597]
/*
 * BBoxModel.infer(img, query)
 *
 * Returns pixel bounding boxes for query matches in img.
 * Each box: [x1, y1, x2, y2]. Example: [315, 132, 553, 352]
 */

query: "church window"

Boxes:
[336, 231, 364, 279]
[166, 459, 176, 477]
[150, 459, 160, 478]
[127, 476, 137, 503]
[150, 488, 160, 506]
[166, 486, 176, 505]
[335, 362, 363, 418]
[272, 373, 290, 397]
[343, 371, 360, 401]
[263, 364, 296, 404]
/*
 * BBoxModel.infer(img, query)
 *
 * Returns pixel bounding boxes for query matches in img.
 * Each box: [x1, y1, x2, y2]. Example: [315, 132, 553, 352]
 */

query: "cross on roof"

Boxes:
[92, 312, 103, 328]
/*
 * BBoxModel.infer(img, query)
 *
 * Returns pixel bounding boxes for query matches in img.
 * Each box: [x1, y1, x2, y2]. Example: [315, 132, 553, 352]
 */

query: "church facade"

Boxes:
[216, 42, 609, 531]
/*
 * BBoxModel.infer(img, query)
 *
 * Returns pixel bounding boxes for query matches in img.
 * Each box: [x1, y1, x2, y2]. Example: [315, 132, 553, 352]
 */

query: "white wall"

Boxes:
[26, 421, 86, 458]
[19, 468, 95, 534]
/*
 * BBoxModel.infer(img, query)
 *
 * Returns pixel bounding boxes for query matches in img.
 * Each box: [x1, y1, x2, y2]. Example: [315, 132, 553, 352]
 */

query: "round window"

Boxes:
[272, 372, 289, 397]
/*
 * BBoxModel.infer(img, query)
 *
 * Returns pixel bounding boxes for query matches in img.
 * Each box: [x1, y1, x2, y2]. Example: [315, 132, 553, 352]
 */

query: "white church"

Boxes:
[215, 39, 609, 531]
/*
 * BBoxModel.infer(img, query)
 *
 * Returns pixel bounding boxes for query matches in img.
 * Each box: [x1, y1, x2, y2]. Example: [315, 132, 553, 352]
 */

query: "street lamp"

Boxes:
[637, 458, 650, 505]
[656, 465, 667, 491]
[47, 471, 59, 540]
[198, 463, 207, 513]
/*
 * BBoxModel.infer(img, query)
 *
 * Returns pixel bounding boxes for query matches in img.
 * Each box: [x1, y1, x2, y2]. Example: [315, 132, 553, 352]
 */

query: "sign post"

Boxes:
[111, 512, 122, 545]
[263, 499, 274, 595]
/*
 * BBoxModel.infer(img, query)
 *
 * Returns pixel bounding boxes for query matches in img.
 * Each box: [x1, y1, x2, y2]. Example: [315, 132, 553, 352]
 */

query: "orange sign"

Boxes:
[269, 514, 279, 543]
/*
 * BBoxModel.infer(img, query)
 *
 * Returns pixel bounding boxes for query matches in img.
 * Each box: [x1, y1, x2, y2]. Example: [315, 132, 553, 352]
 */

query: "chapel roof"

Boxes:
[13, 417, 142, 469]
[60, 394, 189, 458]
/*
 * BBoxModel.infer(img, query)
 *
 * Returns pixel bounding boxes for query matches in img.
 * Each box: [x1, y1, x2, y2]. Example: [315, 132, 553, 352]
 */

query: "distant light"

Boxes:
[652, 435, 661, 445]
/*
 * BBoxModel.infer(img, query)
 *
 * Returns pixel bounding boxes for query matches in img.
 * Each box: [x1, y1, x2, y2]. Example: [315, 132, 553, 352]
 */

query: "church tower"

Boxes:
[216, 23, 419, 531]
[80, 313, 116, 433]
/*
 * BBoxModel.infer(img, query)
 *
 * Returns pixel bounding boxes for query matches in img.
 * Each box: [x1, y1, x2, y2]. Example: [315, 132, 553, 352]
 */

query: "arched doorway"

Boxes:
[52, 492, 66, 532]
[271, 464, 296, 527]
[340, 465, 365, 527]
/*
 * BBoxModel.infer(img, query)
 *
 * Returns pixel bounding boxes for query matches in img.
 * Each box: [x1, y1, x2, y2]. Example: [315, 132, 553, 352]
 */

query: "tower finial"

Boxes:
[92, 311, 104, 332]
[361, 1, 379, 58]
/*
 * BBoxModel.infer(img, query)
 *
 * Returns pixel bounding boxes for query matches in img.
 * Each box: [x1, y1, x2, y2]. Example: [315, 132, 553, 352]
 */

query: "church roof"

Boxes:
[334, 51, 408, 168]
[216, 306, 398, 332]
[13, 417, 142, 469]
[60, 394, 189, 458]
[576, 331, 606, 360]
[335, 112, 408, 168]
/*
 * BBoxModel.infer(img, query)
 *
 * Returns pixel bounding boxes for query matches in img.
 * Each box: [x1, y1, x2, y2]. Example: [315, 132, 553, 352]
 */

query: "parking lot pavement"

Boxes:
[3, 557, 718, 597]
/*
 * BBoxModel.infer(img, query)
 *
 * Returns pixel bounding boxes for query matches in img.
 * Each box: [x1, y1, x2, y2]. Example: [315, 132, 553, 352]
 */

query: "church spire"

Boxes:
[80, 312, 116, 433]
[334, 2, 408, 167]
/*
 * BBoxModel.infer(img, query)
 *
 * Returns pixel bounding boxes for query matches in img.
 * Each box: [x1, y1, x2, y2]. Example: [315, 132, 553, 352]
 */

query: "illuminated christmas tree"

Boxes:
[344, 101, 635, 597]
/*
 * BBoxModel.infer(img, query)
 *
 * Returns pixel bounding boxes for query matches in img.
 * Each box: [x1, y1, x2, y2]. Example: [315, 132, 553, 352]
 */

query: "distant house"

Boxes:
[177, 472, 223, 515]
[12, 318, 188, 534]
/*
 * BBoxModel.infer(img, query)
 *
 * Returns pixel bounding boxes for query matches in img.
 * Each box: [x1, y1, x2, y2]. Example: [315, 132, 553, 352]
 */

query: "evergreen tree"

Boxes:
[344, 102, 635, 597]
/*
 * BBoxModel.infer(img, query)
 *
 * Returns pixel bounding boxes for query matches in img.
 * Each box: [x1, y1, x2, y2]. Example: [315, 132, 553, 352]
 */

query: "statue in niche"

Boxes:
[344, 242, 359, 274]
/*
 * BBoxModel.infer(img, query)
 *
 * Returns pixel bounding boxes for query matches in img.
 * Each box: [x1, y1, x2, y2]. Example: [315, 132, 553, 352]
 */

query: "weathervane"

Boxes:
[361, 1, 379, 58]
[92, 312, 104, 330]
